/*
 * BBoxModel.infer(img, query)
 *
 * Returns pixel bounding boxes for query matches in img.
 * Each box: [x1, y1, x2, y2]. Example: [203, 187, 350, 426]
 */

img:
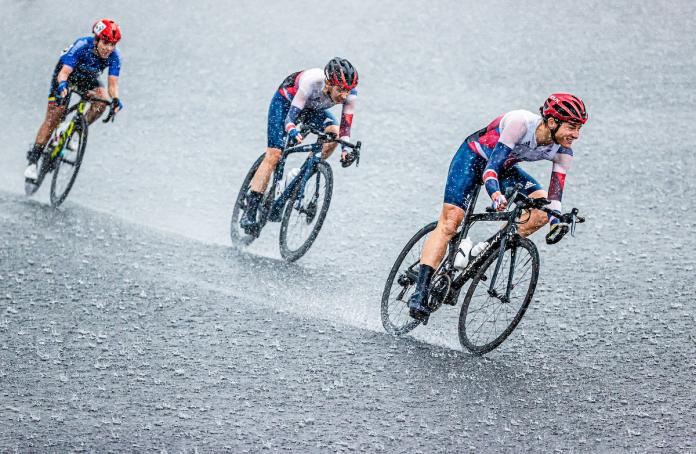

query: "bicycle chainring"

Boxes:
[428, 274, 452, 309]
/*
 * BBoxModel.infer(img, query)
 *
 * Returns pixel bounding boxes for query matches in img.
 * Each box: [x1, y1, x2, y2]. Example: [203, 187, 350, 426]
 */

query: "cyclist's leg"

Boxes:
[242, 93, 289, 230]
[249, 92, 290, 194]
[306, 109, 338, 159]
[321, 123, 340, 159]
[84, 82, 108, 124]
[28, 95, 67, 164]
[409, 143, 485, 318]
[421, 145, 485, 267]
[499, 165, 547, 237]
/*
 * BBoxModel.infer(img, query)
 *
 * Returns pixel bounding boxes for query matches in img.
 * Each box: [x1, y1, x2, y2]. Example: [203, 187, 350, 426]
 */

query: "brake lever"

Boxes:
[354, 141, 361, 167]
[566, 208, 576, 237]
[102, 106, 117, 123]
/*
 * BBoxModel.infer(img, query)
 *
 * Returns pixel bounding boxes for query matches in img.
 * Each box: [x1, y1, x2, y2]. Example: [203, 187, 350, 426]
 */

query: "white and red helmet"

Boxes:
[93, 19, 121, 43]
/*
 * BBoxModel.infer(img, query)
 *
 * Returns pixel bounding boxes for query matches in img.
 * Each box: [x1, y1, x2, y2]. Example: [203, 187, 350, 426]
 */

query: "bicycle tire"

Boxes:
[278, 161, 333, 262]
[230, 153, 266, 245]
[381, 222, 437, 336]
[458, 235, 539, 355]
[50, 117, 88, 207]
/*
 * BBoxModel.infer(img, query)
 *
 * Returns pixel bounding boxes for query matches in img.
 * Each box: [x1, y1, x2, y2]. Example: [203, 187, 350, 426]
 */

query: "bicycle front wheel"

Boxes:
[381, 222, 437, 336]
[279, 162, 333, 262]
[50, 117, 88, 207]
[458, 235, 539, 355]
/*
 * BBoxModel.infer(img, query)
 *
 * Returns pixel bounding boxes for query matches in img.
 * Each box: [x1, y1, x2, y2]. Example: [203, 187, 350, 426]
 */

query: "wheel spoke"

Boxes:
[381, 225, 436, 335]
[459, 239, 538, 353]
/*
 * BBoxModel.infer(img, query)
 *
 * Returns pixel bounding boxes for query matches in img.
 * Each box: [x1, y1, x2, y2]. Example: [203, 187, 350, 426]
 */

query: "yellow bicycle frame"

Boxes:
[49, 101, 87, 160]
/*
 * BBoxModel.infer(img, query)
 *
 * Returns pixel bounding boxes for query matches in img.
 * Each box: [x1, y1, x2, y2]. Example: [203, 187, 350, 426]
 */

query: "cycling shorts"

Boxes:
[267, 91, 337, 149]
[444, 141, 543, 210]
[48, 63, 103, 106]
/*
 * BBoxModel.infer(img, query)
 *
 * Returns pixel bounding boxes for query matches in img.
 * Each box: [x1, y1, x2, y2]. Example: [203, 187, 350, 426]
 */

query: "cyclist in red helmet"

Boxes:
[239, 57, 359, 234]
[24, 19, 124, 180]
[408, 94, 588, 321]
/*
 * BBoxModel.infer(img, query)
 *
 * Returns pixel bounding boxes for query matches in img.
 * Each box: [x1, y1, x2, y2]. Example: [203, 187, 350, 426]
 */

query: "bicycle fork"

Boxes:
[486, 235, 516, 303]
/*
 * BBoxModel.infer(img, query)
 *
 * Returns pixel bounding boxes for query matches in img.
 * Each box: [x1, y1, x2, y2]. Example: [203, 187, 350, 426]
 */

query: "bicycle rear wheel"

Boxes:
[230, 154, 266, 246]
[381, 222, 437, 336]
[279, 162, 333, 262]
[458, 235, 539, 355]
[50, 117, 88, 207]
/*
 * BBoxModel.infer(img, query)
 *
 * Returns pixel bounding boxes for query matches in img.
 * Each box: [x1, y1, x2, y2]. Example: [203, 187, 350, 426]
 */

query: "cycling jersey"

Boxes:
[267, 92, 337, 149]
[48, 37, 121, 106]
[278, 68, 356, 142]
[444, 144, 542, 210]
[59, 36, 121, 80]
[467, 110, 572, 213]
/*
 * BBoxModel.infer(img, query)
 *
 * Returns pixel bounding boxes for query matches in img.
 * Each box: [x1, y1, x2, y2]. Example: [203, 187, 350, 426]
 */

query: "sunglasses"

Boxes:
[327, 83, 352, 94]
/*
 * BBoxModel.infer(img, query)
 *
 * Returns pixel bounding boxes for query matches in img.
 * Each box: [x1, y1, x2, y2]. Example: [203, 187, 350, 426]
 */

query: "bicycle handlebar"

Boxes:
[484, 183, 585, 244]
[71, 89, 111, 105]
[70, 89, 117, 123]
[298, 125, 362, 167]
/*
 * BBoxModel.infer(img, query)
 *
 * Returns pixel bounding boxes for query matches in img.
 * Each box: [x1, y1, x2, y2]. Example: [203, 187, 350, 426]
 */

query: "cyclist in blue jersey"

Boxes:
[24, 19, 124, 180]
[408, 94, 588, 322]
[239, 57, 359, 234]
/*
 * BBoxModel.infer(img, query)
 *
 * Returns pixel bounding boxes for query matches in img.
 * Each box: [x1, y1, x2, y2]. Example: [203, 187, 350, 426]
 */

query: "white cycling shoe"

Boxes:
[24, 163, 38, 180]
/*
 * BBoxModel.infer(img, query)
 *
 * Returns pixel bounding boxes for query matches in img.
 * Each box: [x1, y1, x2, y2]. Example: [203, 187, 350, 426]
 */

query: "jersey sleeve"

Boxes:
[59, 38, 90, 69]
[283, 74, 311, 132]
[108, 48, 121, 77]
[482, 115, 528, 198]
[339, 89, 357, 145]
[548, 149, 573, 214]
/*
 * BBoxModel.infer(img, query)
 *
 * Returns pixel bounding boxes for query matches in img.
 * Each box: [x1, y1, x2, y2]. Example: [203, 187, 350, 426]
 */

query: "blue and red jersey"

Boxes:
[466, 110, 573, 214]
[278, 68, 356, 142]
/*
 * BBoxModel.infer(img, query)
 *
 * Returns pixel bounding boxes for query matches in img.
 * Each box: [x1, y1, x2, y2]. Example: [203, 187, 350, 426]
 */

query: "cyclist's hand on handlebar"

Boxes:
[546, 222, 569, 244]
[548, 209, 562, 227]
[111, 97, 123, 113]
[491, 192, 507, 211]
[545, 210, 568, 244]
[56, 81, 69, 99]
[288, 127, 303, 144]
[340, 150, 357, 168]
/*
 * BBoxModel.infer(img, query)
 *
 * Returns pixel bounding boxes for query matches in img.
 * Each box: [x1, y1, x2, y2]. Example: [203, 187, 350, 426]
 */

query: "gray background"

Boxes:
[1, 0, 695, 451]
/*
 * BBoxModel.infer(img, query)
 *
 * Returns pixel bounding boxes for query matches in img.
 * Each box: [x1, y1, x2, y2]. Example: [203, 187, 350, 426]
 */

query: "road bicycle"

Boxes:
[381, 183, 584, 355]
[25, 89, 115, 207]
[230, 125, 361, 262]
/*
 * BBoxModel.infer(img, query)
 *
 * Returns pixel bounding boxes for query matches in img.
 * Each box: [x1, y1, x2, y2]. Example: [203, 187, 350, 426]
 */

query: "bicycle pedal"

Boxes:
[243, 226, 260, 238]
[409, 308, 430, 325]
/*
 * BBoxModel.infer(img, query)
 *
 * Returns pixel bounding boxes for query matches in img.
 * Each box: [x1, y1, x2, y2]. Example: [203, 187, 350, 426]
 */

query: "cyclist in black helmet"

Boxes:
[240, 57, 359, 234]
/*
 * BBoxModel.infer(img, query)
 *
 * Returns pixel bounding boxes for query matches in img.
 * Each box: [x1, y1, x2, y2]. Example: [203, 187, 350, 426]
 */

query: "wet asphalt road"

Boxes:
[1, 192, 695, 452]
[2, 0, 696, 451]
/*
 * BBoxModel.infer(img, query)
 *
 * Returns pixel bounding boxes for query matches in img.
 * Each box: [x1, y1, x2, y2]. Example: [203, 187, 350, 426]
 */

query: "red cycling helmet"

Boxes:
[541, 93, 587, 124]
[324, 57, 359, 90]
[93, 19, 121, 43]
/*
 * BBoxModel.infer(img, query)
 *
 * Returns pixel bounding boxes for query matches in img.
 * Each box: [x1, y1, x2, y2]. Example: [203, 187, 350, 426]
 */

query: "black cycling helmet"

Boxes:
[324, 57, 358, 90]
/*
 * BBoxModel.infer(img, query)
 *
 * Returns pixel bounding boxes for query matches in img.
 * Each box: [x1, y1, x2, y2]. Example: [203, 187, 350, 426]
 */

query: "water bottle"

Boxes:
[276, 167, 300, 198]
[471, 241, 489, 257]
[454, 237, 474, 271]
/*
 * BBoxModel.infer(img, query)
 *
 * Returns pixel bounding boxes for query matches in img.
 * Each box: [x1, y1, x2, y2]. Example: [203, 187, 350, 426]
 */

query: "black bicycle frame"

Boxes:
[266, 141, 325, 222]
[443, 184, 528, 298]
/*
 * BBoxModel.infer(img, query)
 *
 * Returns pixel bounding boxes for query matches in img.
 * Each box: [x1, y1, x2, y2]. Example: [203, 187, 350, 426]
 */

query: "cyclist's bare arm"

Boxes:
[107, 75, 120, 111]
[56, 65, 74, 97]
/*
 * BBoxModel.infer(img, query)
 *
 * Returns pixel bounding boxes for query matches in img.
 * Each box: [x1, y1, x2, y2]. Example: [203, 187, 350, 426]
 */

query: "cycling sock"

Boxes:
[26, 143, 44, 164]
[415, 264, 435, 293]
[245, 191, 263, 213]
